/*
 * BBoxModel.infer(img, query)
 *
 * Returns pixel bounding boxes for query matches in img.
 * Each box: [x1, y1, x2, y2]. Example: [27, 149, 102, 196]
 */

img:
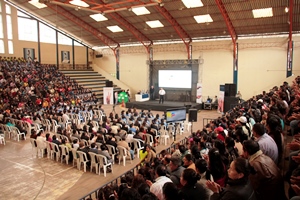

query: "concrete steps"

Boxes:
[60, 70, 122, 101]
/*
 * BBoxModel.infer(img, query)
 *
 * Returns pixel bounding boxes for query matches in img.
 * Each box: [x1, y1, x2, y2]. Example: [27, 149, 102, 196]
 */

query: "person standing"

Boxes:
[159, 88, 166, 104]
[114, 91, 118, 105]
[150, 85, 155, 100]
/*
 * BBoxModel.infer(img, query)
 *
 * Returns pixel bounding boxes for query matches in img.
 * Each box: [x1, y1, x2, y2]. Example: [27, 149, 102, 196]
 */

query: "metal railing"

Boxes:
[203, 118, 216, 128]
[79, 137, 188, 200]
[58, 64, 91, 70]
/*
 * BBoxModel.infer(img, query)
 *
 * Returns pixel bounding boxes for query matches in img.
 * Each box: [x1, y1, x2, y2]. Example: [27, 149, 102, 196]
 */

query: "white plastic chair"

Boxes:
[77, 151, 89, 172]
[133, 139, 143, 158]
[0, 135, 5, 145]
[45, 141, 53, 159]
[96, 154, 112, 177]
[3, 125, 12, 139]
[36, 139, 47, 158]
[60, 145, 70, 164]
[11, 127, 26, 142]
[88, 152, 99, 174]
[50, 143, 61, 161]
[167, 125, 175, 140]
[117, 146, 132, 166]
[45, 119, 52, 132]
[114, 136, 122, 143]
[71, 148, 79, 169]
[52, 119, 61, 133]
[32, 123, 44, 133]
[145, 134, 154, 146]
[106, 144, 116, 164]
[30, 138, 37, 156]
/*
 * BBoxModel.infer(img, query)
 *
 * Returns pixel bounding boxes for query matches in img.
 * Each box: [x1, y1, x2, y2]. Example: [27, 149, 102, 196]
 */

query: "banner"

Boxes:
[218, 85, 225, 113]
[103, 87, 114, 105]
[61, 51, 70, 63]
[23, 48, 35, 62]
[196, 83, 202, 103]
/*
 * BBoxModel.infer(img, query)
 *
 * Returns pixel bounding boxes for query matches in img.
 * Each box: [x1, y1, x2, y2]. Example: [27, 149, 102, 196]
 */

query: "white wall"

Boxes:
[93, 36, 300, 100]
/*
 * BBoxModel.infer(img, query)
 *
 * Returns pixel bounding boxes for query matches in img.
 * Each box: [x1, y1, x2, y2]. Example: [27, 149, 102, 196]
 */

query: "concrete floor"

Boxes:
[0, 105, 221, 200]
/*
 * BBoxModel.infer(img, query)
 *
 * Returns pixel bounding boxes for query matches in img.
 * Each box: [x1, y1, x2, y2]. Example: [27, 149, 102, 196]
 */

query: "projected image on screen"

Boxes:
[166, 108, 186, 123]
[159, 70, 192, 88]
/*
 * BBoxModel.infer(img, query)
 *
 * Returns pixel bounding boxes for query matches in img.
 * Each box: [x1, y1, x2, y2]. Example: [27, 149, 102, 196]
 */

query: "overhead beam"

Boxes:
[215, 0, 237, 47]
[215, 0, 238, 85]
[46, 4, 119, 49]
[154, 5, 192, 59]
[108, 12, 153, 52]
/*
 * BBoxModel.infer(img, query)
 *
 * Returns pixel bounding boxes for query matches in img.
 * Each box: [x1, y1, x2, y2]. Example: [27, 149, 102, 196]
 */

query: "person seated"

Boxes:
[99, 144, 113, 165]
[89, 143, 100, 154]
[52, 135, 61, 146]
[207, 96, 212, 103]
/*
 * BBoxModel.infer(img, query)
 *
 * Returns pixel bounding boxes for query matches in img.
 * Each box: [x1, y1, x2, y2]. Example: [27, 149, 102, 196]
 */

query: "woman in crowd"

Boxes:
[207, 148, 227, 187]
[206, 157, 256, 200]
[180, 168, 209, 200]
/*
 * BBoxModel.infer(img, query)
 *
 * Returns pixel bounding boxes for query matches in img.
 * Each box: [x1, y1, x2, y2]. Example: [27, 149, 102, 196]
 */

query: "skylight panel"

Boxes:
[70, 0, 89, 8]
[28, 0, 47, 9]
[107, 25, 123, 33]
[182, 0, 203, 8]
[194, 14, 213, 23]
[252, 8, 273, 18]
[90, 14, 108, 22]
[132, 7, 150, 16]
[146, 20, 164, 28]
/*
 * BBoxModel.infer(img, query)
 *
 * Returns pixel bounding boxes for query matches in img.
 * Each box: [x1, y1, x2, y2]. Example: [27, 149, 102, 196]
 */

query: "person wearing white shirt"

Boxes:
[159, 88, 166, 104]
[147, 164, 172, 200]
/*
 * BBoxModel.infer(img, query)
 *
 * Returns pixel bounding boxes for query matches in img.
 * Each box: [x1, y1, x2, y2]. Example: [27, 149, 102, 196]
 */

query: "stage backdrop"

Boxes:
[149, 59, 199, 102]
[23, 48, 35, 62]
[103, 87, 114, 105]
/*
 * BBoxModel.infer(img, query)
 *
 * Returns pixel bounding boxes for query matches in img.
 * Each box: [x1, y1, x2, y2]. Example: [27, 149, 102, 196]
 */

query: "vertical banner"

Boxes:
[287, 40, 293, 77]
[189, 44, 192, 60]
[61, 51, 70, 63]
[116, 48, 120, 80]
[23, 48, 35, 62]
[196, 83, 202, 103]
[103, 87, 114, 105]
[218, 85, 225, 113]
[149, 46, 153, 62]
[233, 43, 238, 86]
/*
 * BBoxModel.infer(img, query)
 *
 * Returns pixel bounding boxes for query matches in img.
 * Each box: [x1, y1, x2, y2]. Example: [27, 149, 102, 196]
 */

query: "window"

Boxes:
[6, 15, 12, 39]
[17, 11, 30, 18]
[18, 17, 38, 42]
[58, 32, 72, 45]
[0, 16, 3, 38]
[0, 40, 4, 53]
[39, 22, 56, 44]
[5, 4, 11, 14]
[8, 40, 13, 54]
[74, 40, 83, 46]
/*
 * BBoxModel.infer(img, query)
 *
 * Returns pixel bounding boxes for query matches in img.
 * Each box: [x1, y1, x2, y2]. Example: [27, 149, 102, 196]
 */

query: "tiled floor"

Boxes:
[0, 105, 221, 200]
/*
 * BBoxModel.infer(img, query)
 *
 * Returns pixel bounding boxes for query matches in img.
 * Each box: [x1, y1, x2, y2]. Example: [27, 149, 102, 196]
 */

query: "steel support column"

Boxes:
[215, 0, 238, 85]
[287, 0, 294, 77]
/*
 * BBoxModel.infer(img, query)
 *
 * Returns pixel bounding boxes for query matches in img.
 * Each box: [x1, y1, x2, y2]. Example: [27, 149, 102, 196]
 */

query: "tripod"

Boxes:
[111, 104, 116, 114]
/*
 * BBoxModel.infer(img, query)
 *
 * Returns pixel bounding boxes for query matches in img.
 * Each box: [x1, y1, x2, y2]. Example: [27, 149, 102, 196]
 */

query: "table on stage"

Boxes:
[135, 93, 150, 102]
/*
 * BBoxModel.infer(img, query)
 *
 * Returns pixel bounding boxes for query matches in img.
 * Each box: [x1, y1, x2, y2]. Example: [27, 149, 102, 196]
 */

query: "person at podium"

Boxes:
[159, 88, 166, 104]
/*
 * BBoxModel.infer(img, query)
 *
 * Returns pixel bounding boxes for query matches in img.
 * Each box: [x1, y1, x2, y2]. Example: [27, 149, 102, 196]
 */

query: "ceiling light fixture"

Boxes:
[132, 7, 150, 15]
[90, 13, 108, 22]
[252, 7, 273, 18]
[146, 20, 164, 28]
[69, 0, 89, 8]
[194, 14, 213, 23]
[107, 25, 123, 32]
[182, 0, 203, 8]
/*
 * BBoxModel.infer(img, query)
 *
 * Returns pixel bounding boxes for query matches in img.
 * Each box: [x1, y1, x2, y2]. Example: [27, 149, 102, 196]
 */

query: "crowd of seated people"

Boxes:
[87, 78, 300, 200]
[2, 57, 300, 200]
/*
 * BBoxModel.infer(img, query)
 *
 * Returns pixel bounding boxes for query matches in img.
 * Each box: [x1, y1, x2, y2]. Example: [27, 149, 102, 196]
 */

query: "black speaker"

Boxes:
[225, 83, 237, 97]
[188, 109, 198, 122]
[95, 54, 103, 58]
[106, 81, 113, 87]
[224, 96, 239, 113]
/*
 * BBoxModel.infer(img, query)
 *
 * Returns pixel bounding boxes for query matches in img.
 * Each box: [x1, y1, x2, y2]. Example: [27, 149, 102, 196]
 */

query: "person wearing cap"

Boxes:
[236, 116, 252, 139]
[215, 126, 225, 142]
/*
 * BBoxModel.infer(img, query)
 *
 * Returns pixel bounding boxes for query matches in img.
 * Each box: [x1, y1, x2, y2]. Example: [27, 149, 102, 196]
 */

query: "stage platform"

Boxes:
[126, 100, 202, 112]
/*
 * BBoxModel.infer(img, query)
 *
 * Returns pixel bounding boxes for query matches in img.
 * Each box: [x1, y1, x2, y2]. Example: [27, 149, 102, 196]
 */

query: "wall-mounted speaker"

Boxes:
[188, 109, 198, 122]
[96, 54, 103, 58]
